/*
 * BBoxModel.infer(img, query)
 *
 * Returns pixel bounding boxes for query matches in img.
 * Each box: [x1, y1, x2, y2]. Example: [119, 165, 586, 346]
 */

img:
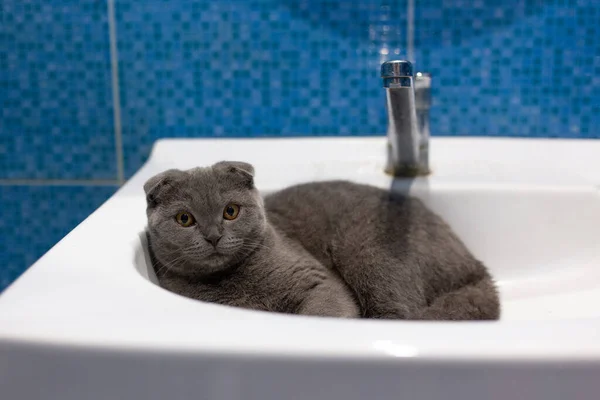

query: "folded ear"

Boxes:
[143, 169, 183, 207]
[213, 161, 255, 188]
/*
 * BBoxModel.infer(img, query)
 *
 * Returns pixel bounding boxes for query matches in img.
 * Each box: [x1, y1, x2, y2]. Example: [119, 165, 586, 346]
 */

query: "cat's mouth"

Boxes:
[211, 246, 238, 257]
[205, 250, 231, 261]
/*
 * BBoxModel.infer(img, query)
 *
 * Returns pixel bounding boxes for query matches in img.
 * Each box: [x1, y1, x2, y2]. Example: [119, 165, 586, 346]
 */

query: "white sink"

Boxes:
[1, 137, 600, 399]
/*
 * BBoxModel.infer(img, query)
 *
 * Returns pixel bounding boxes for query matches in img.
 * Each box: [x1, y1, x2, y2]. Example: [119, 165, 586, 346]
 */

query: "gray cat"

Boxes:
[144, 161, 500, 320]
[145, 161, 359, 317]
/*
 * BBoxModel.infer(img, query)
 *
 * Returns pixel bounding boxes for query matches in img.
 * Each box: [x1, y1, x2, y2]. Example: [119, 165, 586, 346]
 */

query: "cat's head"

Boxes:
[144, 161, 266, 278]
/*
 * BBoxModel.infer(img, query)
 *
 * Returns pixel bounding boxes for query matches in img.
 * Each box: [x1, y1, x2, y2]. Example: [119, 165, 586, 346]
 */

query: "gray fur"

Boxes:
[144, 162, 359, 318]
[266, 181, 500, 320]
[145, 162, 500, 320]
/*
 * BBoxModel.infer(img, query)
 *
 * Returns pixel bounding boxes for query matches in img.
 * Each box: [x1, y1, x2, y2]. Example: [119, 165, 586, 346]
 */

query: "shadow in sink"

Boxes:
[134, 231, 159, 286]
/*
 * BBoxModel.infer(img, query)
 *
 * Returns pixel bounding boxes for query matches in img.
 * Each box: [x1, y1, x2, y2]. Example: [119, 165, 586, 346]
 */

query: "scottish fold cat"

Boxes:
[145, 161, 499, 320]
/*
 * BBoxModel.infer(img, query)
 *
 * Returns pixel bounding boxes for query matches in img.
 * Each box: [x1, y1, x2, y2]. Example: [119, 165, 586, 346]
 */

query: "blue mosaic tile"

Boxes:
[115, 0, 408, 176]
[0, 185, 116, 291]
[0, 1, 117, 179]
[414, 0, 600, 138]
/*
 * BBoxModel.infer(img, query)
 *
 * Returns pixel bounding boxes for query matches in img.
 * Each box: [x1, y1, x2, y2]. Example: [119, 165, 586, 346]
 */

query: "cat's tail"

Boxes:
[415, 277, 501, 321]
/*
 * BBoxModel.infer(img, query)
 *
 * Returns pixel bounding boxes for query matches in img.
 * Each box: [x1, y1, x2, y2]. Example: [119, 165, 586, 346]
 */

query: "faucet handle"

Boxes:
[381, 60, 413, 88]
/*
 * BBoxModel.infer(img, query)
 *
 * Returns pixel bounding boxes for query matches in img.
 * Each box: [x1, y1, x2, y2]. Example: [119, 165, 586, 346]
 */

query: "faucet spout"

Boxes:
[381, 60, 430, 176]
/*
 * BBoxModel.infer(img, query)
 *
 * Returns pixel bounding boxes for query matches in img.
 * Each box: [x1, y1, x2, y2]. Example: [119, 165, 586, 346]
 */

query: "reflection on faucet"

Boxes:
[381, 60, 431, 177]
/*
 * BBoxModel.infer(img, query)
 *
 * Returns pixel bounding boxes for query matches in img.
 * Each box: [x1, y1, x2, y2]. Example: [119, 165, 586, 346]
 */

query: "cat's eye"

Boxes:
[175, 212, 195, 227]
[223, 204, 240, 220]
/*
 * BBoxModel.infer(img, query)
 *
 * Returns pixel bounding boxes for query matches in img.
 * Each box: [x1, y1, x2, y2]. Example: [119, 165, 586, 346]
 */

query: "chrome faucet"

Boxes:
[381, 60, 431, 176]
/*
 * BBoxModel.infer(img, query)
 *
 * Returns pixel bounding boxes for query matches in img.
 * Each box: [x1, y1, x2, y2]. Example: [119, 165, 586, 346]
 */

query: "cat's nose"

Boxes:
[204, 234, 222, 247]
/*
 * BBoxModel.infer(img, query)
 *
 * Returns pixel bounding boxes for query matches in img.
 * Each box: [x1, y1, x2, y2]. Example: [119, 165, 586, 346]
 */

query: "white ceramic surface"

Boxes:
[1, 137, 599, 400]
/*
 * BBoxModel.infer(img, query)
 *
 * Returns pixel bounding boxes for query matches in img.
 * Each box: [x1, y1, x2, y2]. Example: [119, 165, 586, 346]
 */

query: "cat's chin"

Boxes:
[201, 252, 231, 268]
[174, 253, 237, 278]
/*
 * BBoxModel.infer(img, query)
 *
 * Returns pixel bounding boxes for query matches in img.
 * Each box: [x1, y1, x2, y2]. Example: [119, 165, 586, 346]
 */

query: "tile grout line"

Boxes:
[407, 0, 415, 63]
[107, 0, 125, 186]
[0, 180, 120, 187]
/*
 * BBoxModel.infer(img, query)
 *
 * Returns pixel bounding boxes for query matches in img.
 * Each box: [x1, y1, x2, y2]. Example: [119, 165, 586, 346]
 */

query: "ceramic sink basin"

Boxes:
[1, 137, 599, 400]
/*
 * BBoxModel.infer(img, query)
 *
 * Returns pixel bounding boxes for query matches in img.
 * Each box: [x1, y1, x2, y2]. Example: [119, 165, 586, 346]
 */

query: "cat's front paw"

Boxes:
[297, 289, 360, 318]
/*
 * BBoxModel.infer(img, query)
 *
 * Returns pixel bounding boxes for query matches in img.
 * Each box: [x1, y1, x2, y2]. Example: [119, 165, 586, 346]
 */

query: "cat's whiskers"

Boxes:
[160, 243, 205, 257]
[154, 242, 212, 275]
[154, 237, 271, 279]
[193, 248, 215, 259]
[240, 239, 272, 251]
[154, 257, 188, 276]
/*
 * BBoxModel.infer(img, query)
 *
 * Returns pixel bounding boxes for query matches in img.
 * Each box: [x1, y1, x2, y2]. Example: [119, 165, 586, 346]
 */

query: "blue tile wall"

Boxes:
[414, 0, 599, 137]
[0, 1, 117, 291]
[115, 0, 408, 176]
[0, 0, 599, 290]
[1, 0, 117, 179]
[0, 186, 116, 291]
